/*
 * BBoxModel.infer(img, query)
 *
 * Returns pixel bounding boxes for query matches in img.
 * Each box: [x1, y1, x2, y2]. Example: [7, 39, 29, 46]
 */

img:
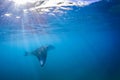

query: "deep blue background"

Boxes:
[0, 0, 120, 80]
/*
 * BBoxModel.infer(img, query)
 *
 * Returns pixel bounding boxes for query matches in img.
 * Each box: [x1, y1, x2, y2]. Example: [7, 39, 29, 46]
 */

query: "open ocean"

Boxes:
[0, 0, 120, 80]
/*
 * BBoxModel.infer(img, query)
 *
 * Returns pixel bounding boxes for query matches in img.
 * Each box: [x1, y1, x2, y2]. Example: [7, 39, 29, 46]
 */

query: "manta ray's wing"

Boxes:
[36, 53, 47, 67]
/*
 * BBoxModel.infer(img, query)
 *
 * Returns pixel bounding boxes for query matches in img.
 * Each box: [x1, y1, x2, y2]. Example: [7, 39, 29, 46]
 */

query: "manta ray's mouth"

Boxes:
[47, 45, 55, 51]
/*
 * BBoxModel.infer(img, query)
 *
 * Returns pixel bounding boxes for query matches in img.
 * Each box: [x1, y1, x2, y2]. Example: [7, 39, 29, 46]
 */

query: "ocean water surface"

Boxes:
[0, 0, 120, 80]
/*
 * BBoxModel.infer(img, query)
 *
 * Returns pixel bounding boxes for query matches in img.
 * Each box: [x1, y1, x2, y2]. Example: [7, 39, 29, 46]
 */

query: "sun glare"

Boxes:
[12, 0, 35, 5]
[13, 0, 28, 5]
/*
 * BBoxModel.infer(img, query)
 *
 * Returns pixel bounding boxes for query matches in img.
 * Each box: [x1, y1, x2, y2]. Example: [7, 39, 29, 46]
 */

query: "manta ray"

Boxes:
[25, 45, 54, 67]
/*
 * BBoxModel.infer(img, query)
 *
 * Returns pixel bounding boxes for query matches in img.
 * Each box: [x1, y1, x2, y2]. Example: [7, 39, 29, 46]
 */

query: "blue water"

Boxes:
[0, 1, 120, 80]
